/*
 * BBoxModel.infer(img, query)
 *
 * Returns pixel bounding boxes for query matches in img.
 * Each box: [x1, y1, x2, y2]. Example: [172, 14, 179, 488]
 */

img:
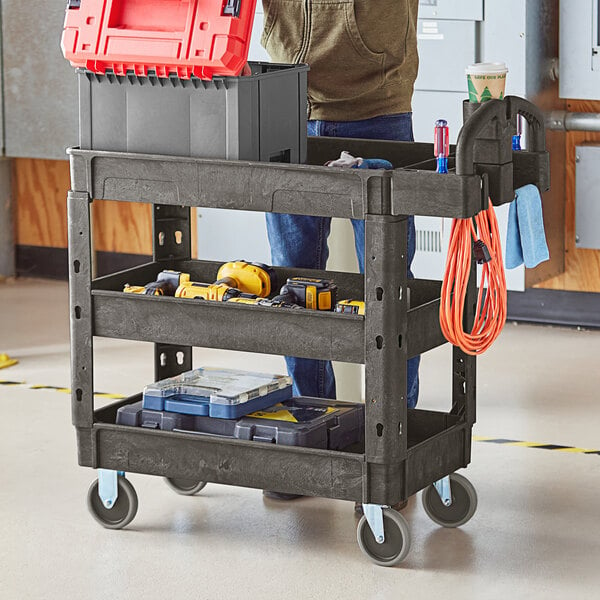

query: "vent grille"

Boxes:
[416, 229, 443, 253]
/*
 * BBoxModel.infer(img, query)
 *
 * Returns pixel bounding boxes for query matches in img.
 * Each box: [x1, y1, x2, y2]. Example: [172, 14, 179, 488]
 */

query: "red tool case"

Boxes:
[61, 0, 257, 79]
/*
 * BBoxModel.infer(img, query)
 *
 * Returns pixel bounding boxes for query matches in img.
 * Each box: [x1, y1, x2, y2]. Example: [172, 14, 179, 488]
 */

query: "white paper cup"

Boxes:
[466, 62, 508, 102]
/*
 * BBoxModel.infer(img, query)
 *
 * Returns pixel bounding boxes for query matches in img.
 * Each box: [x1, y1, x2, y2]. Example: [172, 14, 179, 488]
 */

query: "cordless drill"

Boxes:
[123, 261, 276, 300]
[174, 261, 277, 301]
[214, 261, 276, 297]
[272, 277, 337, 310]
[123, 270, 189, 296]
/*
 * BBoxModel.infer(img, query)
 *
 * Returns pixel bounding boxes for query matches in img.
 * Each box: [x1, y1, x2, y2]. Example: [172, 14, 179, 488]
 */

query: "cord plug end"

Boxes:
[473, 240, 492, 264]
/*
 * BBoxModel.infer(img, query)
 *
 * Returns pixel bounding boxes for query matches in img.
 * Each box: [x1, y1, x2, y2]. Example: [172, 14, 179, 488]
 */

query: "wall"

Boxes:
[14, 158, 153, 256]
[15, 159, 69, 248]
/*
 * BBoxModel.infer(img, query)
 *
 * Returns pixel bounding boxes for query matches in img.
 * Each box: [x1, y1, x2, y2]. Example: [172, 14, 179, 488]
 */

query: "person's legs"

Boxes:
[264, 122, 335, 499]
[265, 113, 421, 406]
[264, 113, 420, 502]
[333, 114, 421, 409]
[265, 211, 336, 398]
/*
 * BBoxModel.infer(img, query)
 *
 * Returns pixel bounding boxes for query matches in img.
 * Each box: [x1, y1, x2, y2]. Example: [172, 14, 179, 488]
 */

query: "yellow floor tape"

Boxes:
[0, 377, 598, 456]
[0, 354, 18, 369]
[473, 435, 600, 455]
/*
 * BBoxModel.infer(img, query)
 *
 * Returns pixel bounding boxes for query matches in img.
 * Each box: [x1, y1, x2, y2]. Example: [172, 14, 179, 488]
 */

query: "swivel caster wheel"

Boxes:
[422, 473, 477, 528]
[357, 508, 411, 566]
[87, 476, 138, 530]
[164, 477, 207, 496]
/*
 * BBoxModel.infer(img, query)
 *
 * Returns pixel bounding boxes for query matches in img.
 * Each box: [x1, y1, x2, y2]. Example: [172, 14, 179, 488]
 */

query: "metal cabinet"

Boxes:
[575, 145, 600, 249]
[411, 0, 560, 290]
[559, 0, 600, 100]
[418, 0, 483, 21]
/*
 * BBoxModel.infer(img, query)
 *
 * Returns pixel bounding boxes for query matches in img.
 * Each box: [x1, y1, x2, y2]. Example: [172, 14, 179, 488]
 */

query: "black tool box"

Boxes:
[117, 397, 364, 450]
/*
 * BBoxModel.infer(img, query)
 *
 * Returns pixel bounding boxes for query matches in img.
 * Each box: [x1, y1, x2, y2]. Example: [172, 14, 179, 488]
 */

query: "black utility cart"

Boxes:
[68, 96, 549, 566]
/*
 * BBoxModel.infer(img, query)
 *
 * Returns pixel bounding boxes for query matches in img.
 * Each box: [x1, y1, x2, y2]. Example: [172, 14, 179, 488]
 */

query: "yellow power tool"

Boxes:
[174, 261, 277, 301]
[123, 261, 276, 301]
[335, 299, 365, 315]
[124, 270, 190, 296]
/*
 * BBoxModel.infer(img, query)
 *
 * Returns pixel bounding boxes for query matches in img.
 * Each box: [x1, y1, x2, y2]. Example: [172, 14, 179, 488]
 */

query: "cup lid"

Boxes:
[466, 62, 508, 74]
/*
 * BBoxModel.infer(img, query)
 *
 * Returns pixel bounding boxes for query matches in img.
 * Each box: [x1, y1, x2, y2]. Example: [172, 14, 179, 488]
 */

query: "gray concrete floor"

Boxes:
[1, 278, 599, 599]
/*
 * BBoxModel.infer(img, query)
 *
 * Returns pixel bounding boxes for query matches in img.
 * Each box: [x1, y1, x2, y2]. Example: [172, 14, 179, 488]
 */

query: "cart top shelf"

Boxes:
[67, 95, 549, 220]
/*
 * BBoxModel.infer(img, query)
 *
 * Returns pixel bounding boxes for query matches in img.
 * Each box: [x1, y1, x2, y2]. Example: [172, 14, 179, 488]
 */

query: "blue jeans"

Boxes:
[265, 113, 420, 408]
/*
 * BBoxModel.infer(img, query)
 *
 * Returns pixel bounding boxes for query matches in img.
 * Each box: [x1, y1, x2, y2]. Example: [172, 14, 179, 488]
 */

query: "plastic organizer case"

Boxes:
[61, 0, 258, 80]
[142, 366, 293, 419]
[117, 397, 365, 450]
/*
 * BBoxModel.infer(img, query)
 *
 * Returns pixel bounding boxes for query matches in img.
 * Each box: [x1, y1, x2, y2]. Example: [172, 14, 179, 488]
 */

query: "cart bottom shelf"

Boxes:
[79, 399, 472, 505]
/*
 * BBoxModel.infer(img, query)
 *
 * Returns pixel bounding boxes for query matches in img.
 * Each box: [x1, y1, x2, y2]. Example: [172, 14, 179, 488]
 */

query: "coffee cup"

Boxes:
[466, 62, 508, 102]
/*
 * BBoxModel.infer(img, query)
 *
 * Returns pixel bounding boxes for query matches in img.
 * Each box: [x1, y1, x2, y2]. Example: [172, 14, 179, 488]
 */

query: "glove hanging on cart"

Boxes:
[325, 151, 392, 171]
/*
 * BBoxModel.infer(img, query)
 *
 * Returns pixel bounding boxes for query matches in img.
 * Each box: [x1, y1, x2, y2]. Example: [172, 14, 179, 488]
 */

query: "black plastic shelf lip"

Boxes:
[406, 421, 470, 497]
[67, 147, 385, 219]
[87, 423, 366, 501]
[409, 279, 442, 307]
[391, 169, 485, 218]
[513, 150, 550, 192]
[407, 300, 446, 357]
[91, 289, 443, 362]
[80, 409, 467, 501]
[92, 291, 366, 363]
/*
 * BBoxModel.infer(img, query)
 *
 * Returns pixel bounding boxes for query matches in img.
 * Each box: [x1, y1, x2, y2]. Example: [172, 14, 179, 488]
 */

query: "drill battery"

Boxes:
[273, 277, 337, 310]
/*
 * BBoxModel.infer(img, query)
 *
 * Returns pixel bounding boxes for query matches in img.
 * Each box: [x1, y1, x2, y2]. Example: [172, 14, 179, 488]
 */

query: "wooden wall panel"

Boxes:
[14, 158, 69, 247]
[15, 158, 196, 257]
[92, 201, 153, 255]
[535, 100, 600, 293]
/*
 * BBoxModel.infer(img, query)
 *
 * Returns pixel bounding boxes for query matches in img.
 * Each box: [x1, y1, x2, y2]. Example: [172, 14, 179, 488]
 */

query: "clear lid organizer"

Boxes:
[143, 367, 292, 406]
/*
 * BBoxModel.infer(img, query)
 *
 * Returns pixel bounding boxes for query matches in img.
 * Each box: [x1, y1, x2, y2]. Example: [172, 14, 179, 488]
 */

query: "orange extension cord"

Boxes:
[440, 201, 507, 355]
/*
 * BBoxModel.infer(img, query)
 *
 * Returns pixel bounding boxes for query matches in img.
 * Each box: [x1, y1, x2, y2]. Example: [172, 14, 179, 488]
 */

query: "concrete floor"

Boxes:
[1, 278, 599, 599]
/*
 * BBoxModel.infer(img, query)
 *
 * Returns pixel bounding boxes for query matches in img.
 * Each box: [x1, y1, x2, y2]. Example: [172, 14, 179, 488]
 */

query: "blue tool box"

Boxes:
[117, 397, 365, 450]
[142, 367, 293, 419]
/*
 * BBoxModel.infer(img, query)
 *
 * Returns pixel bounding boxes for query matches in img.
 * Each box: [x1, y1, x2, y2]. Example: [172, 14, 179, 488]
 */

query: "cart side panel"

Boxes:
[405, 424, 472, 497]
[67, 149, 386, 219]
[68, 191, 95, 429]
[364, 214, 408, 473]
[92, 293, 366, 363]
[80, 425, 365, 501]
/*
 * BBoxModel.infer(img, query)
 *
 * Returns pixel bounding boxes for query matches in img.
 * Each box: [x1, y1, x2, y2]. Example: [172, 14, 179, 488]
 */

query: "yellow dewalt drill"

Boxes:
[174, 261, 276, 300]
[123, 270, 189, 296]
[123, 262, 275, 300]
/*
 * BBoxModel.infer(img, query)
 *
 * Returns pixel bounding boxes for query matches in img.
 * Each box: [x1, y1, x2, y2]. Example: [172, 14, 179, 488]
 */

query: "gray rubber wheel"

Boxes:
[87, 476, 138, 530]
[421, 473, 478, 528]
[356, 508, 411, 566]
[164, 477, 207, 496]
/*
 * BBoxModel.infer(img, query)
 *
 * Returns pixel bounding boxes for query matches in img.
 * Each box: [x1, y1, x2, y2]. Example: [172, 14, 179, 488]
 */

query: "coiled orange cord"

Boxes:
[439, 201, 507, 355]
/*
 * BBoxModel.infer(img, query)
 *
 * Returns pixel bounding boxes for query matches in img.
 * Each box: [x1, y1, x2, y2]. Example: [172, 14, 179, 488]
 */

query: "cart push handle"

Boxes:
[505, 95, 546, 153]
[456, 96, 546, 176]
